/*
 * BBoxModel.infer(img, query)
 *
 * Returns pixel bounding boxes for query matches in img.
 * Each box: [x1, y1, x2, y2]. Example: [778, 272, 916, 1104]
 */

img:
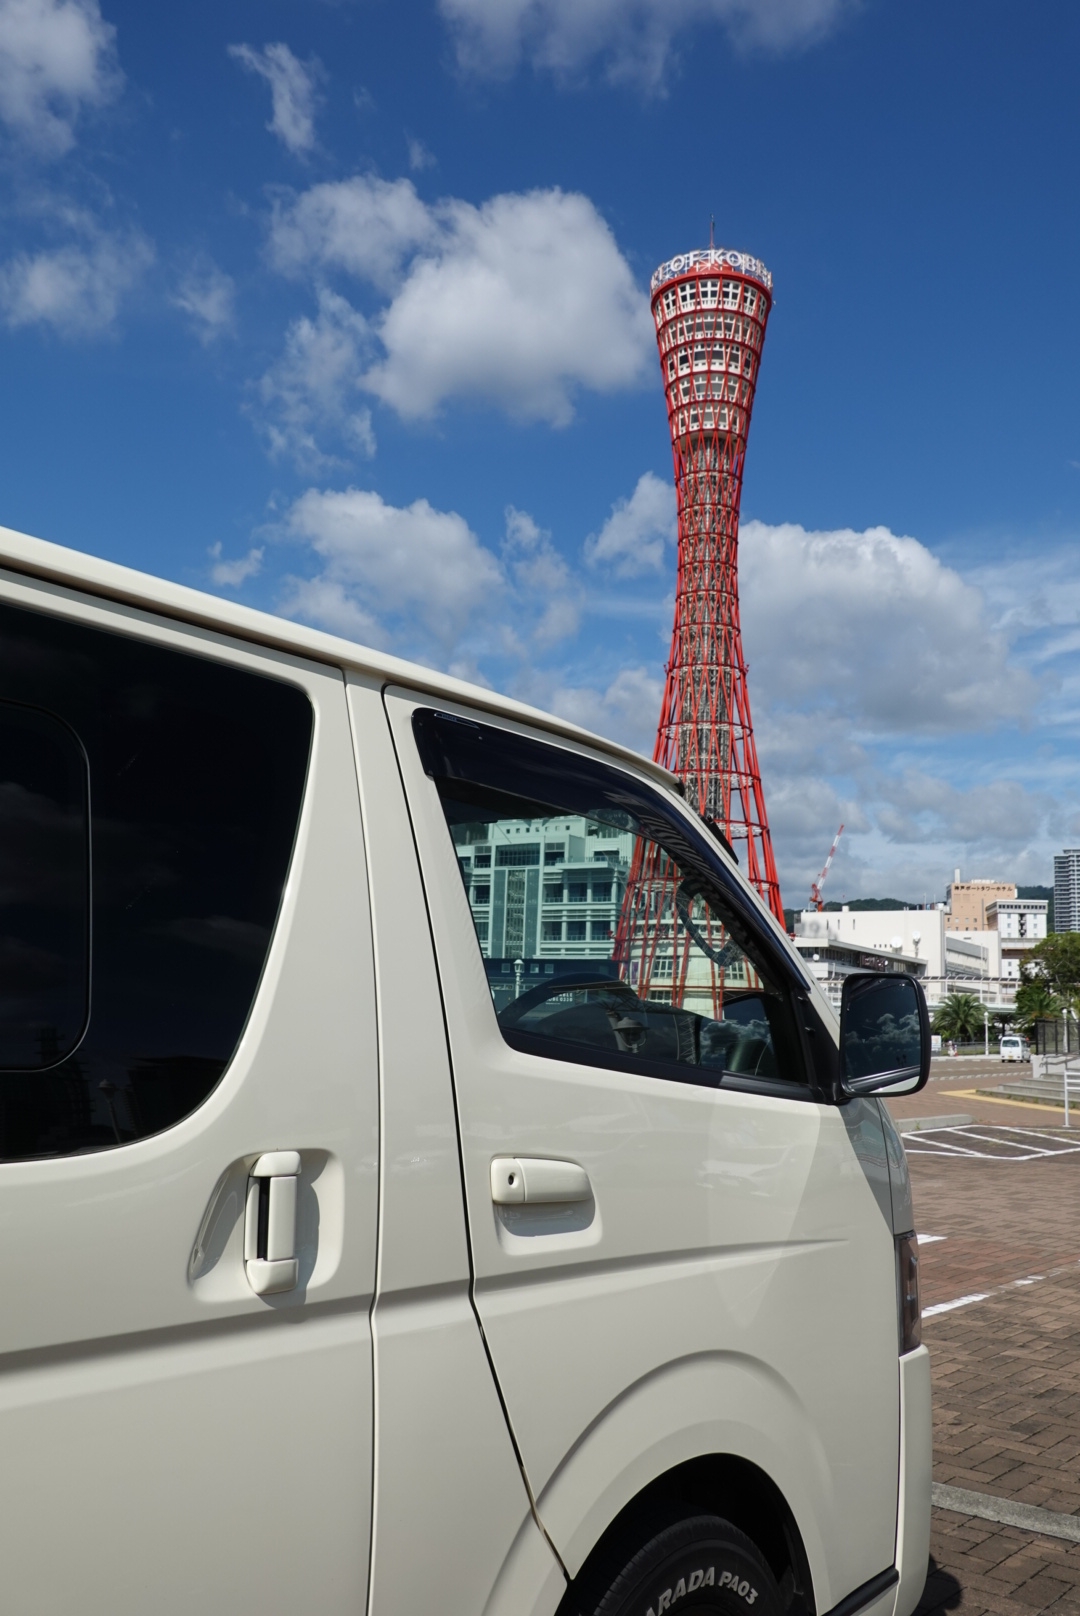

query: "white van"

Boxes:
[0, 526, 932, 1616]
[1000, 1035, 1029, 1062]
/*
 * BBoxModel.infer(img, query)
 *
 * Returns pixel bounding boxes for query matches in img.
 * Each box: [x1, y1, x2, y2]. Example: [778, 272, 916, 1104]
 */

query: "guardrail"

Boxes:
[1032, 1055, 1080, 1125]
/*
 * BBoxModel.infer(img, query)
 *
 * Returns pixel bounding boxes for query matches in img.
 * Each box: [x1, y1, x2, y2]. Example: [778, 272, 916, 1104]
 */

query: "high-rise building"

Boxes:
[1054, 849, 1080, 932]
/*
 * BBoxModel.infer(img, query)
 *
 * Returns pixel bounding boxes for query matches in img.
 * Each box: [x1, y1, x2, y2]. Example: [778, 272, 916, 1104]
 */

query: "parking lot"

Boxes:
[886, 1061, 1080, 1614]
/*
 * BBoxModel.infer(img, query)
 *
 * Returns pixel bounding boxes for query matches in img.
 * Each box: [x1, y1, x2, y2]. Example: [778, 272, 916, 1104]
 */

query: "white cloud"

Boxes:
[585, 471, 675, 576]
[439, 0, 850, 89]
[366, 187, 652, 423]
[208, 542, 263, 588]
[738, 520, 1037, 735]
[282, 486, 504, 653]
[268, 173, 433, 290]
[266, 181, 652, 425]
[0, 222, 152, 333]
[255, 288, 375, 469]
[503, 506, 580, 646]
[547, 666, 663, 756]
[228, 42, 322, 156]
[407, 135, 435, 172]
[171, 258, 235, 344]
[0, 0, 121, 154]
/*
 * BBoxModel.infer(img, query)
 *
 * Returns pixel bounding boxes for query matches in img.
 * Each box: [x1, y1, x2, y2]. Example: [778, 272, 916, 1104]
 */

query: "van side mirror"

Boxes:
[839, 973, 931, 1098]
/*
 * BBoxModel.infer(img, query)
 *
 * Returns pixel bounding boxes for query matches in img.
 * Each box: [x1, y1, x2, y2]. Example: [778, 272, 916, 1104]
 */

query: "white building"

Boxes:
[794, 907, 1004, 1005]
[986, 898, 1048, 983]
[791, 931, 926, 1014]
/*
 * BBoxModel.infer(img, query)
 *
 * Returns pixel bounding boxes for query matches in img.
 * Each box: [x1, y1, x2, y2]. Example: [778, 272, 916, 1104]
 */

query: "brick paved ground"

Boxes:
[904, 1140, 1080, 1614]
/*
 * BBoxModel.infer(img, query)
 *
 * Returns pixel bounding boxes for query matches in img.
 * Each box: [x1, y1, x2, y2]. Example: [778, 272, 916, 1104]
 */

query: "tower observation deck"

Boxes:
[650, 246, 782, 922]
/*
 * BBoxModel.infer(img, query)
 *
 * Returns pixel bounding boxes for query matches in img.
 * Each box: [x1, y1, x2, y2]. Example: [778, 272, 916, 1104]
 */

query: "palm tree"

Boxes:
[932, 993, 983, 1043]
[1014, 978, 1063, 1035]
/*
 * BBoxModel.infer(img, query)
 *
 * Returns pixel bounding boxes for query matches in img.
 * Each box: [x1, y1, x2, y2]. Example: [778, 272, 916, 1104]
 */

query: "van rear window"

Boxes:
[0, 601, 312, 1159]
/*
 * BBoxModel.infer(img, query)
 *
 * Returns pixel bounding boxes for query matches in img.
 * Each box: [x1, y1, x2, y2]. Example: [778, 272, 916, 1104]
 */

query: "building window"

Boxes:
[566, 921, 587, 941]
[543, 883, 562, 903]
[497, 844, 539, 866]
[474, 848, 491, 868]
[591, 921, 612, 940]
[567, 883, 589, 903]
[544, 843, 565, 865]
[472, 884, 490, 906]
[592, 882, 612, 903]
[542, 921, 563, 942]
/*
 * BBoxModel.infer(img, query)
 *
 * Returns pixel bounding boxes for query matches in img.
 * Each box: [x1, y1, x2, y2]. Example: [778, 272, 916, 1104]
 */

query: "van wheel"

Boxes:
[584, 1515, 784, 1616]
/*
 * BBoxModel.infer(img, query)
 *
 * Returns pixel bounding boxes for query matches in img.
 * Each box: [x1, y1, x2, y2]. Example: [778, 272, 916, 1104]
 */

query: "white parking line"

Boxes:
[923, 1292, 990, 1317]
[922, 1261, 1080, 1324]
[905, 1124, 1080, 1161]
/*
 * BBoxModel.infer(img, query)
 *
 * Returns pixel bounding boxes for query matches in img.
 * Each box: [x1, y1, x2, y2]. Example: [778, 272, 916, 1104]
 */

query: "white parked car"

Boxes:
[1000, 1035, 1029, 1062]
[0, 525, 932, 1616]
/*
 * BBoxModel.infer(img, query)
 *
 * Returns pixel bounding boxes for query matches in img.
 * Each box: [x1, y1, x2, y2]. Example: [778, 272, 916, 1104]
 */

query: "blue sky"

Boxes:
[1, 0, 1079, 907]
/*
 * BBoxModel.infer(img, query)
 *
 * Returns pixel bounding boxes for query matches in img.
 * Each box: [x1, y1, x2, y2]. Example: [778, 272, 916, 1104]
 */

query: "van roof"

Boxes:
[0, 521, 677, 792]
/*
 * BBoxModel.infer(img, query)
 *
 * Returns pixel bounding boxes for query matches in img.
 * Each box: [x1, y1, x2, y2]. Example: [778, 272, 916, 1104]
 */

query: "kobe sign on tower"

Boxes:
[617, 245, 783, 1005]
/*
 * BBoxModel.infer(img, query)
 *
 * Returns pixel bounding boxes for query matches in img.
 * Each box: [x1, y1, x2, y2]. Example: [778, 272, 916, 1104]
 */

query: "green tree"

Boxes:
[1024, 933, 1080, 1015]
[1014, 976, 1064, 1034]
[932, 993, 984, 1042]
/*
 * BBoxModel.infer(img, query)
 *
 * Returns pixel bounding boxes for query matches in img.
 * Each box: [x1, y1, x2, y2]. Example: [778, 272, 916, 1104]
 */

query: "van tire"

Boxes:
[585, 1514, 784, 1616]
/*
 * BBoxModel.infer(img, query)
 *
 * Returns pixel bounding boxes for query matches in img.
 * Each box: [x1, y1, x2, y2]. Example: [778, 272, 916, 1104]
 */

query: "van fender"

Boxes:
[534, 1352, 836, 1606]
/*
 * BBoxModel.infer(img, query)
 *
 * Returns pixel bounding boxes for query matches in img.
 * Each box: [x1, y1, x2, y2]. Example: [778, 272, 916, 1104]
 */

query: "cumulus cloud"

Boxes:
[439, 0, 850, 89]
[208, 543, 263, 588]
[0, 0, 121, 154]
[281, 486, 504, 654]
[265, 180, 652, 426]
[268, 173, 433, 290]
[546, 666, 664, 756]
[228, 42, 322, 156]
[0, 221, 152, 333]
[171, 257, 235, 344]
[255, 288, 375, 469]
[585, 471, 675, 576]
[738, 520, 1037, 735]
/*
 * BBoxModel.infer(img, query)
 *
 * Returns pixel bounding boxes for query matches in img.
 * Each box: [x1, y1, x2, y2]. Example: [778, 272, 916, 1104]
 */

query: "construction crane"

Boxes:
[809, 825, 844, 912]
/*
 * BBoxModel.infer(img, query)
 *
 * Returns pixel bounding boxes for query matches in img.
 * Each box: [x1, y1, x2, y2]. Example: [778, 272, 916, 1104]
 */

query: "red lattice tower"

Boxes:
[615, 246, 783, 1005]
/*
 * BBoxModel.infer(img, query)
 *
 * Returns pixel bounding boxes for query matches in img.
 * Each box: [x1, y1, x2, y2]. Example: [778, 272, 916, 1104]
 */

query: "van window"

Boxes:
[0, 601, 312, 1160]
[0, 703, 89, 1071]
[413, 710, 807, 1093]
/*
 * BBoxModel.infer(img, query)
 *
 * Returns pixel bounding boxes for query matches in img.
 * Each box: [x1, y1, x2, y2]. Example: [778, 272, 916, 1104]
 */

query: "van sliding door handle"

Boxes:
[490, 1157, 591, 1206]
[245, 1151, 301, 1295]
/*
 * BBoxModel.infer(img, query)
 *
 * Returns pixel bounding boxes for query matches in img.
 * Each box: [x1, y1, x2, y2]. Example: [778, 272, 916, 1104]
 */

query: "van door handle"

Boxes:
[245, 1151, 301, 1295]
[490, 1157, 591, 1206]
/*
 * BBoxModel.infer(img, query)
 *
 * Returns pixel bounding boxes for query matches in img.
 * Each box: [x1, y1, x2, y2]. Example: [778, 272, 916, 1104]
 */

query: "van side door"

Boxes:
[0, 582, 378, 1614]
[387, 692, 900, 1614]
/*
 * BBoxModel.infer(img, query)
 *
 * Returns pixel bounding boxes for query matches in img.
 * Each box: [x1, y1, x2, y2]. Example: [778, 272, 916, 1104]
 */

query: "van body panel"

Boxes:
[347, 677, 552, 1615]
[0, 525, 929, 1614]
[386, 688, 902, 1609]
[895, 1347, 932, 1616]
[0, 578, 379, 1611]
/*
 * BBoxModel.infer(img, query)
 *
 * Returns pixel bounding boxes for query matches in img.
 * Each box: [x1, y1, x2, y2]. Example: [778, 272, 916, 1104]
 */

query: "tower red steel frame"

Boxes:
[615, 247, 783, 1006]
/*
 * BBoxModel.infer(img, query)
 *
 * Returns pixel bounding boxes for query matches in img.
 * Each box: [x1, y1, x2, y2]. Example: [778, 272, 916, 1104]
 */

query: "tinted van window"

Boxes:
[0, 601, 312, 1159]
[0, 703, 89, 1071]
[413, 709, 807, 1093]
